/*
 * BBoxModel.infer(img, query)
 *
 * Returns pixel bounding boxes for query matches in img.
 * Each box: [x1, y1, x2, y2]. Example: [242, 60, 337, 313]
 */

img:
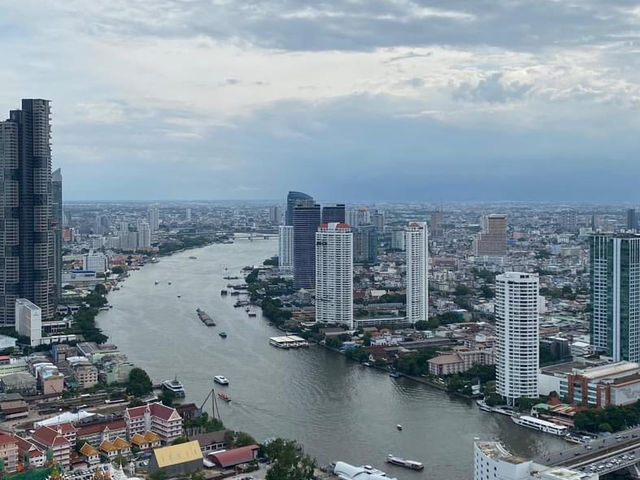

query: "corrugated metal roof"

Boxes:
[154, 440, 202, 468]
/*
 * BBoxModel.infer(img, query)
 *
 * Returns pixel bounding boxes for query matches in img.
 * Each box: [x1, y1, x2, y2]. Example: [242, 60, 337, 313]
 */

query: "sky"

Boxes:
[2, 0, 640, 202]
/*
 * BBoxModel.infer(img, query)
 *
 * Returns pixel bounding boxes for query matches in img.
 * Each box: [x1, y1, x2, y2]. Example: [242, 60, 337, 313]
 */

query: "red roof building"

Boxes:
[208, 445, 259, 469]
[31, 426, 71, 469]
[76, 419, 126, 447]
[125, 402, 182, 444]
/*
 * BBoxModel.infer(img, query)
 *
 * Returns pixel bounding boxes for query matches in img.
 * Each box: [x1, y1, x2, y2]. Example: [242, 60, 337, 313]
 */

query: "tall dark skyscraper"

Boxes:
[285, 191, 313, 226]
[293, 204, 321, 289]
[627, 208, 638, 231]
[0, 99, 55, 325]
[52, 168, 63, 301]
[321, 204, 345, 223]
[353, 225, 378, 264]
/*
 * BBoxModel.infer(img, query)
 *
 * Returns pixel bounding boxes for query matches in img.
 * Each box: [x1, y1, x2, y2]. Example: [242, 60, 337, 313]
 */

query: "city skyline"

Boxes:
[2, 2, 640, 202]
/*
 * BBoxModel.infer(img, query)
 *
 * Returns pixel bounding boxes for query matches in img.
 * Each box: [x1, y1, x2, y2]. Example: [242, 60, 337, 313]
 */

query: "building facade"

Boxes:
[496, 272, 539, 405]
[315, 223, 353, 328]
[278, 225, 293, 271]
[148, 205, 159, 232]
[405, 222, 428, 323]
[0, 99, 56, 326]
[285, 191, 313, 226]
[590, 234, 640, 362]
[125, 402, 183, 444]
[353, 226, 377, 264]
[293, 203, 321, 289]
[15, 298, 42, 347]
[474, 214, 507, 257]
[321, 204, 346, 223]
[51, 168, 62, 301]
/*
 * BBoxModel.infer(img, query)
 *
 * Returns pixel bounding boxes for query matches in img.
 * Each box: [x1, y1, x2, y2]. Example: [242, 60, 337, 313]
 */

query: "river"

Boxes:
[97, 237, 566, 479]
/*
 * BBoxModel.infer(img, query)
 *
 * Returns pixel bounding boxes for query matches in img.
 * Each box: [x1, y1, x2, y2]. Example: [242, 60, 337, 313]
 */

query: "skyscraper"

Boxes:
[590, 234, 640, 362]
[0, 99, 55, 325]
[315, 223, 353, 328]
[293, 203, 321, 289]
[474, 214, 507, 257]
[278, 225, 293, 271]
[51, 168, 63, 301]
[321, 204, 345, 223]
[405, 222, 428, 323]
[138, 222, 151, 249]
[496, 272, 539, 405]
[371, 209, 385, 233]
[353, 225, 377, 264]
[148, 204, 159, 232]
[285, 191, 313, 226]
[186, 207, 192, 222]
[627, 209, 638, 231]
[430, 209, 443, 238]
[269, 206, 281, 225]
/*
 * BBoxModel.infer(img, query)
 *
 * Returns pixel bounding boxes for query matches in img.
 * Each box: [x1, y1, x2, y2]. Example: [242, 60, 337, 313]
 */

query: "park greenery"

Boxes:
[183, 412, 225, 433]
[65, 286, 109, 344]
[393, 347, 441, 376]
[414, 311, 464, 331]
[574, 401, 640, 433]
[264, 438, 316, 480]
[126, 368, 153, 397]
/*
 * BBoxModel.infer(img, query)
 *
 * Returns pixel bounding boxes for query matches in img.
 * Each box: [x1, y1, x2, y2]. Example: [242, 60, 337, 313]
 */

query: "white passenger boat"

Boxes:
[161, 378, 185, 398]
[214, 375, 229, 385]
[511, 415, 568, 436]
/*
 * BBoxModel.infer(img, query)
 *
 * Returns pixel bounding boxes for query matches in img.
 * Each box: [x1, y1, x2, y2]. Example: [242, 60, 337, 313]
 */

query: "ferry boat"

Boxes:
[217, 392, 231, 402]
[219, 332, 227, 338]
[386, 455, 424, 471]
[214, 375, 229, 385]
[161, 378, 186, 398]
[511, 415, 569, 436]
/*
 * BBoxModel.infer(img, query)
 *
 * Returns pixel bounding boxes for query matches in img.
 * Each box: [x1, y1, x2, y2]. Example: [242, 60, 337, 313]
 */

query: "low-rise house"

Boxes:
[208, 445, 259, 469]
[190, 430, 229, 454]
[98, 437, 130, 461]
[130, 432, 161, 451]
[31, 425, 71, 469]
[79, 443, 100, 466]
[147, 440, 203, 476]
[14, 436, 45, 468]
[76, 419, 127, 447]
[124, 402, 183, 444]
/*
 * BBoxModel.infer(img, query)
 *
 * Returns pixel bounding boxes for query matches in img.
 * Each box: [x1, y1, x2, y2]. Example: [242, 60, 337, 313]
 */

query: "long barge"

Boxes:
[196, 308, 216, 327]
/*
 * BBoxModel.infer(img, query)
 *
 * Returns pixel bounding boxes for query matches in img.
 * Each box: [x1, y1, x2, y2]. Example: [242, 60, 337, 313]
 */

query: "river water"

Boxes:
[97, 238, 566, 479]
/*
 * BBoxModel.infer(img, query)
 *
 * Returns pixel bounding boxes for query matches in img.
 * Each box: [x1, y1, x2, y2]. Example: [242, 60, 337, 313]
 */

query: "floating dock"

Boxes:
[269, 335, 309, 349]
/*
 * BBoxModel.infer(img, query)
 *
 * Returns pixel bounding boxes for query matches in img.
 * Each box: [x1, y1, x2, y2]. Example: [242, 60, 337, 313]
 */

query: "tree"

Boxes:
[362, 332, 372, 347]
[233, 432, 256, 448]
[148, 470, 167, 480]
[265, 439, 316, 480]
[171, 437, 189, 445]
[160, 389, 176, 407]
[126, 368, 153, 397]
[113, 455, 127, 467]
[111, 266, 125, 275]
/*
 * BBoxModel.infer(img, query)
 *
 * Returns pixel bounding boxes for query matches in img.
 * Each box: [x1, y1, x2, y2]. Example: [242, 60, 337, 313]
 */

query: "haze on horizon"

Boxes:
[2, 0, 639, 202]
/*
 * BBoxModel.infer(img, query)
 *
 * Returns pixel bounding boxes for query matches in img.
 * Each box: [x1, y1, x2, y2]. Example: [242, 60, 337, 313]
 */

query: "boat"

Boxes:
[168, 281, 172, 285]
[510, 415, 569, 436]
[214, 375, 229, 385]
[389, 372, 402, 378]
[220, 290, 228, 296]
[219, 332, 227, 338]
[177, 295, 181, 298]
[386, 455, 424, 471]
[154, 281, 159, 285]
[248, 312, 257, 318]
[476, 399, 493, 412]
[189, 256, 197, 260]
[362, 362, 371, 367]
[217, 392, 231, 402]
[196, 308, 216, 327]
[223, 276, 239, 280]
[396, 424, 402, 431]
[245, 307, 250, 312]
[161, 378, 185, 398]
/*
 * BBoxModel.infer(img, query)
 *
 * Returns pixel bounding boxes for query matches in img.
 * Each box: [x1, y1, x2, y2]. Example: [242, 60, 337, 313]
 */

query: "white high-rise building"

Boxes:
[405, 222, 428, 323]
[15, 298, 42, 347]
[148, 205, 159, 232]
[496, 272, 539, 405]
[186, 208, 192, 221]
[278, 226, 294, 271]
[315, 223, 353, 328]
[138, 222, 151, 249]
[82, 252, 109, 273]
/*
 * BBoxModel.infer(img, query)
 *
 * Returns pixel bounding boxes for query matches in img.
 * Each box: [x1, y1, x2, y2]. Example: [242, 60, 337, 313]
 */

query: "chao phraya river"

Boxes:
[97, 237, 565, 479]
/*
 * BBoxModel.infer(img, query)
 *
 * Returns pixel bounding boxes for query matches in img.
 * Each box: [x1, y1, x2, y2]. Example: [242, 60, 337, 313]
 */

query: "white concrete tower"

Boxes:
[278, 225, 294, 271]
[315, 222, 353, 328]
[496, 272, 539, 405]
[405, 222, 429, 323]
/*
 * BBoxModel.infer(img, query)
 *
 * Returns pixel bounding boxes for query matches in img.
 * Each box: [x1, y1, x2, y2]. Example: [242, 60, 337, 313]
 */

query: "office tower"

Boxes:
[51, 168, 62, 301]
[0, 99, 55, 325]
[138, 222, 151, 249]
[347, 207, 371, 228]
[495, 272, 539, 405]
[321, 204, 346, 224]
[590, 234, 640, 362]
[405, 222, 428, 323]
[559, 210, 577, 232]
[430, 209, 443, 238]
[353, 226, 377, 264]
[186, 208, 192, 221]
[391, 229, 406, 251]
[285, 191, 313, 226]
[293, 203, 321, 289]
[627, 209, 638, 231]
[278, 226, 294, 271]
[268, 206, 281, 225]
[15, 299, 42, 347]
[372, 209, 385, 233]
[148, 204, 159, 232]
[315, 223, 353, 328]
[474, 214, 507, 257]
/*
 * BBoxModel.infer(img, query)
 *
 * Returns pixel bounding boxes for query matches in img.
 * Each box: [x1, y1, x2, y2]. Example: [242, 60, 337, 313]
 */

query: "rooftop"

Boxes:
[153, 440, 202, 468]
[475, 441, 527, 465]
